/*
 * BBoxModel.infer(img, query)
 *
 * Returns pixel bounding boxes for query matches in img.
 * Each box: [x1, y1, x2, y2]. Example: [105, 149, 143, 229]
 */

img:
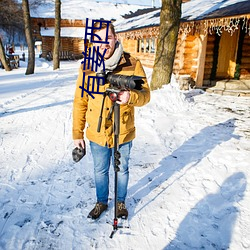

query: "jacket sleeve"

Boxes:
[128, 59, 150, 107]
[72, 66, 88, 140]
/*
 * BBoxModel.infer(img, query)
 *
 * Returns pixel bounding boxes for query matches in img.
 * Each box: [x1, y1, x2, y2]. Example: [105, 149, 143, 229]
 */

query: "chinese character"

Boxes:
[81, 45, 106, 73]
[79, 72, 105, 99]
[84, 18, 111, 44]
[80, 18, 111, 99]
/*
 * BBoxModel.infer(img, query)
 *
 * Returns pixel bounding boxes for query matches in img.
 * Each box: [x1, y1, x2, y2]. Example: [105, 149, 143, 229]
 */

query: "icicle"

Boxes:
[178, 15, 250, 37]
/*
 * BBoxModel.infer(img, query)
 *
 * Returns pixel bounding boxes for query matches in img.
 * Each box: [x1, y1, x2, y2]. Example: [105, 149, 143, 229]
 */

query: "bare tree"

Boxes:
[0, 0, 24, 35]
[151, 0, 182, 90]
[0, 0, 23, 71]
[29, 0, 47, 8]
[22, 0, 35, 75]
[53, 0, 61, 70]
[0, 37, 11, 71]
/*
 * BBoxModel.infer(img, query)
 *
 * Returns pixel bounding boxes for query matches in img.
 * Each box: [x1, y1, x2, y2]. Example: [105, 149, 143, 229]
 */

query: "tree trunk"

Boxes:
[53, 0, 61, 70]
[22, 0, 35, 75]
[0, 37, 11, 71]
[151, 0, 182, 90]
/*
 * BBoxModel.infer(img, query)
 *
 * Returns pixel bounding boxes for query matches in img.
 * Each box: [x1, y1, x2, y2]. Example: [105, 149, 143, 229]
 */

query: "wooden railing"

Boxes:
[46, 51, 76, 61]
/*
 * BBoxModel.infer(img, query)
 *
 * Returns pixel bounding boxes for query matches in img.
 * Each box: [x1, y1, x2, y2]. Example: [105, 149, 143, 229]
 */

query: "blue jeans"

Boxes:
[90, 141, 132, 205]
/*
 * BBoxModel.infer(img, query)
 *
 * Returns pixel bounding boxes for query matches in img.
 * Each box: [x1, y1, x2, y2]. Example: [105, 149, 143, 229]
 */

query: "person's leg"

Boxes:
[112, 141, 132, 219]
[90, 141, 111, 205]
[113, 141, 132, 203]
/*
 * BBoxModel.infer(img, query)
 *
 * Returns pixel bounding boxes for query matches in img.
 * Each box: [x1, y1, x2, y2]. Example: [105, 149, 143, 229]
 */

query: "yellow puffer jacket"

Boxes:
[72, 52, 150, 148]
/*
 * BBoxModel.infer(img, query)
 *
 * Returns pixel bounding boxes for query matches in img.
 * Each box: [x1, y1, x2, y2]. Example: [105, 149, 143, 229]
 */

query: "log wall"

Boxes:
[32, 18, 85, 29]
[32, 16, 250, 84]
[32, 17, 86, 59]
[121, 39, 156, 68]
[173, 33, 199, 82]
[41, 37, 86, 58]
[179, 35, 198, 79]
[173, 34, 185, 74]
[120, 32, 200, 80]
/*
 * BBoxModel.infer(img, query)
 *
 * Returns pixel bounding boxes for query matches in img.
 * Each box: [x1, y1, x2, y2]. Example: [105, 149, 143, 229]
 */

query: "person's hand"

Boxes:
[72, 139, 86, 162]
[116, 90, 130, 105]
[74, 139, 85, 149]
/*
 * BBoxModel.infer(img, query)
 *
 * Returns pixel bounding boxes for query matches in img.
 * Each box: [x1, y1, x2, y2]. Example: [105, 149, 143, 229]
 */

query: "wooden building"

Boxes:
[31, 18, 86, 60]
[115, 0, 250, 88]
[30, 1, 153, 61]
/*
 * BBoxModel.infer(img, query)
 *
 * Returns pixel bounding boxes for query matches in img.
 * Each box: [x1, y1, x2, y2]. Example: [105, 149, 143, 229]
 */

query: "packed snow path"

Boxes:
[0, 59, 250, 249]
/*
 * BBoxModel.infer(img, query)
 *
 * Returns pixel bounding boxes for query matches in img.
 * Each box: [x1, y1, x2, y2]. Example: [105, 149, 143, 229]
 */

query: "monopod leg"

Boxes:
[110, 102, 121, 238]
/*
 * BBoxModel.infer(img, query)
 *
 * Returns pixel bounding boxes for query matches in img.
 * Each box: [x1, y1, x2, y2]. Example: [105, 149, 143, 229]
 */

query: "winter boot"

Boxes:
[87, 202, 108, 220]
[117, 202, 128, 219]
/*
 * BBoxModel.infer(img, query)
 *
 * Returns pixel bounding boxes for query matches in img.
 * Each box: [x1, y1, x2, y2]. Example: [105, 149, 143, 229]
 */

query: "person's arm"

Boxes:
[72, 66, 89, 148]
[128, 60, 150, 107]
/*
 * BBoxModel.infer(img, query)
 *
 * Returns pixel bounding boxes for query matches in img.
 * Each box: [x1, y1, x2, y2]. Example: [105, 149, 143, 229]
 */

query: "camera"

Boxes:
[96, 71, 145, 133]
[97, 71, 144, 90]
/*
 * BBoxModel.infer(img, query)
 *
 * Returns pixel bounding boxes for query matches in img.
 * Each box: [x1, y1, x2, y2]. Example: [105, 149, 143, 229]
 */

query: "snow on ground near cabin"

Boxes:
[0, 50, 250, 250]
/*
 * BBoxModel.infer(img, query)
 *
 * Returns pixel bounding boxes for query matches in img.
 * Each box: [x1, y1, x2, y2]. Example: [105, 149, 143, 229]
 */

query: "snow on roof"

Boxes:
[30, 0, 151, 20]
[40, 27, 85, 38]
[182, 0, 250, 21]
[115, 8, 160, 32]
[90, 0, 161, 7]
[115, 0, 250, 33]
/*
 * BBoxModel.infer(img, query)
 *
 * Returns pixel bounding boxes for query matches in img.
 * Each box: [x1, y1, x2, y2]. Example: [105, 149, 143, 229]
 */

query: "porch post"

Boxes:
[195, 32, 207, 88]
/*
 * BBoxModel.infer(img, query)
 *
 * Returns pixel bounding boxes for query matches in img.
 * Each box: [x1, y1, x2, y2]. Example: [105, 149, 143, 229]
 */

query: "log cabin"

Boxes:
[115, 0, 250, 93]
[31, 18, 87, 60]
[30, 1, 152, 60]
[30, 0, 250, 94]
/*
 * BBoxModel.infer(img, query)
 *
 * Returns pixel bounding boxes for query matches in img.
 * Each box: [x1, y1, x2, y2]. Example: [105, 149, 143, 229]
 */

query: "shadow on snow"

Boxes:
[128, 118, 239, 213]
[0, 100, 73, 117]
[164, 172, 247, 249]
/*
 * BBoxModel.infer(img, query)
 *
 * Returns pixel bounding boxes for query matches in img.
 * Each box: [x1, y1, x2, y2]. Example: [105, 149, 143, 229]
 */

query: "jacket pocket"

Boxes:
[120, 106, 134, 134]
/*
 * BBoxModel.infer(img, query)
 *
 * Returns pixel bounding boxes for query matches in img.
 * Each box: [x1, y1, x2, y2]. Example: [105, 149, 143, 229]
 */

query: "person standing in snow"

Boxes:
[72, 21, 150, 220]
[8, 46, 15, 54]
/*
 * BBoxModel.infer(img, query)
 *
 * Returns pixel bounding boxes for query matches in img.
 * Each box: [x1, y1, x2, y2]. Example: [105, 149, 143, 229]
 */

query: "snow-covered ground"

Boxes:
[0, 49, 250, 250]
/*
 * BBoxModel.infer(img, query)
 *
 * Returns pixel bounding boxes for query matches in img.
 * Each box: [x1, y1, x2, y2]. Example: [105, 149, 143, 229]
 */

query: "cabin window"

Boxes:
[146, 38, 150, 52]
[150, 38, 155, 53]
[137, 38, 156, 54]
[137, 38, 144, 53]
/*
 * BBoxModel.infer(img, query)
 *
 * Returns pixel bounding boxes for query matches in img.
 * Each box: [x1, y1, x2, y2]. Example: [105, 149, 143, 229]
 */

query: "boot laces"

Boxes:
[118, 202, 126, 210]
[93, 203, 102, 215]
